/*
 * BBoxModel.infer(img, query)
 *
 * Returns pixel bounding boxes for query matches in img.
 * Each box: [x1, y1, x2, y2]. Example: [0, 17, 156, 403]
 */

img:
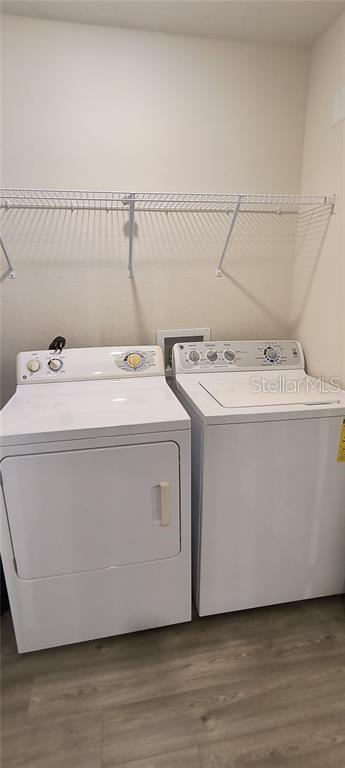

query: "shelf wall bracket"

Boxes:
[127, 194, 136, 278]
[0, 236, 16, 280]
[216, 199, 241, 277]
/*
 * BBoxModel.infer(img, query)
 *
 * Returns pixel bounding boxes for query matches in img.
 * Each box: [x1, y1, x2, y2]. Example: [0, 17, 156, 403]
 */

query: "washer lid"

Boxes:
[176, 371, 345, 424]
[0, 378, 190, 446]
[201, 376, 341, 409]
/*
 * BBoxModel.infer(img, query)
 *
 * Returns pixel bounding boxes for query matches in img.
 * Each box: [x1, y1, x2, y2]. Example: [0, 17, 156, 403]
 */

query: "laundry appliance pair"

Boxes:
[1, 340, 344, 652]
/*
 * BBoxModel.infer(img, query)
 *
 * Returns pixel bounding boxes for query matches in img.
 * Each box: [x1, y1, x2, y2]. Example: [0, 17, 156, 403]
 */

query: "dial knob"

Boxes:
[207, 350, 218, 362]
[265, 346, 280, 363]
[224, 349, 235, 362]
[27, 359, 41, 373]
[189, 350, 200, 363]
[127, 353, 143, 369]
[48, 358, 63, 371]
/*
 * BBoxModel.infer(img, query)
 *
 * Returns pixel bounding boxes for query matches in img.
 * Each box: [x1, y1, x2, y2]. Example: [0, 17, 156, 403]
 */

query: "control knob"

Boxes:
[48, 358, 63, 371]
[264, 346, 281, 363]
[188, 350, 200, 363]
[27, 359, 41, 373]
[224, 349, 235, 362]
[207, 350, 218, 362]
[127, 353, 143, 369]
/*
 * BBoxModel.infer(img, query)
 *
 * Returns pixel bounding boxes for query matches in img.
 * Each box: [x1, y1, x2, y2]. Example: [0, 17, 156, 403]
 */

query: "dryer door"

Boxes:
[1, 442, 180, 579]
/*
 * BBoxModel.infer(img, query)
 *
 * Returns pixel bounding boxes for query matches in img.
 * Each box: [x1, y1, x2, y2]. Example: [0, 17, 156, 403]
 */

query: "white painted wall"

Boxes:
[0, 15, 309, 404]
[291, 11, 345, 386]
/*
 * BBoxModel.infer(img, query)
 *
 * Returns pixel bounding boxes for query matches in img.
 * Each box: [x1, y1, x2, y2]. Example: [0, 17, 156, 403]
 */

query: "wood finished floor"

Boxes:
[1, 597, 345, 767]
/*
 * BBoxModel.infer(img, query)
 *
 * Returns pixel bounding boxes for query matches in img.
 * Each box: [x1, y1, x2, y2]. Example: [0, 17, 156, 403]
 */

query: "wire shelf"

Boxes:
[0, 188, 336, 279]
[0, 188, 336, 213]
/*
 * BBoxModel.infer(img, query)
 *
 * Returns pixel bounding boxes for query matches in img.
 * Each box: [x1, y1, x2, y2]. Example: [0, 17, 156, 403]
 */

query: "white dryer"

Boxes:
[0, 346, 191, 652]
[173, 340, 345, 617]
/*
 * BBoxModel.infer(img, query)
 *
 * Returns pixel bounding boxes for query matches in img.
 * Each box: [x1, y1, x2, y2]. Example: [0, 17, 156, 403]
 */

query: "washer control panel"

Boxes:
[17, 346, 164, 384]
[173, 340, 304, 373]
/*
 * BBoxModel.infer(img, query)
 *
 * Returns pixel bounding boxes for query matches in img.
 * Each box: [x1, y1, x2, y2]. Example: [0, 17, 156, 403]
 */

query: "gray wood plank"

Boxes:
[1, 672, 33, 730]
[102, 668, 345, 766]
[27, 601, 345, 721]
[2, 598, 345, 768]
[113, 747, 201, 768]
[199, 713, 345, 766]
[1, 713, 102, 768]
[28, 639, 345, 722]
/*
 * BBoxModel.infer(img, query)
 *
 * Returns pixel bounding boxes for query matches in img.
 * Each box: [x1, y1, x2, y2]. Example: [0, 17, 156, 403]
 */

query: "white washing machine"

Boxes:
[0, 346, 191, 652]
[173, 340, 345, 617]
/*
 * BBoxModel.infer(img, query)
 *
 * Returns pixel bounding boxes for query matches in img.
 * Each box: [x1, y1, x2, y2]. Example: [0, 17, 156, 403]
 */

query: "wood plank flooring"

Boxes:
[1, 597, 345, 767]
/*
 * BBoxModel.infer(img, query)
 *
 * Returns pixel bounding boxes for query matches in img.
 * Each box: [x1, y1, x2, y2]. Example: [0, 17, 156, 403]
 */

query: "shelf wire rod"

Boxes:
[216, 199, 242, 277]
[0, 236, 16, 279]
[0, 203, 303, 215]
[127, 194, 136, 278]
[39, 188, 46, 208]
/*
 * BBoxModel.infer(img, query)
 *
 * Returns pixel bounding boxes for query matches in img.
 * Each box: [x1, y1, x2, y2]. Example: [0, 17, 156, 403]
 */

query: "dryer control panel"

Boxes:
[17, 346, 165, 384]
[173, 340, 304, 373]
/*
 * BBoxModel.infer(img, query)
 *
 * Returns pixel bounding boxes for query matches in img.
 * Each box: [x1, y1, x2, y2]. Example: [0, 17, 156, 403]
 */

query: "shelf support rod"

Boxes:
[0, 236, 16, 279]
[127, 194, 136, 278]
[216, 199, 241, 277]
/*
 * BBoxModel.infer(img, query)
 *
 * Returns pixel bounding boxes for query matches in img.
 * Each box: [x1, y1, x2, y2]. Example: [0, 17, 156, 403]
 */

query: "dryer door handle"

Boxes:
[159, 481, 171, 526]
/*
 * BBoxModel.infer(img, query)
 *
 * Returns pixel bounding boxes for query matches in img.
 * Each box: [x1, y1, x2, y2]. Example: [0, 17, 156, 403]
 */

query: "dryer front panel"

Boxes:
[1, 442, 180, 579]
